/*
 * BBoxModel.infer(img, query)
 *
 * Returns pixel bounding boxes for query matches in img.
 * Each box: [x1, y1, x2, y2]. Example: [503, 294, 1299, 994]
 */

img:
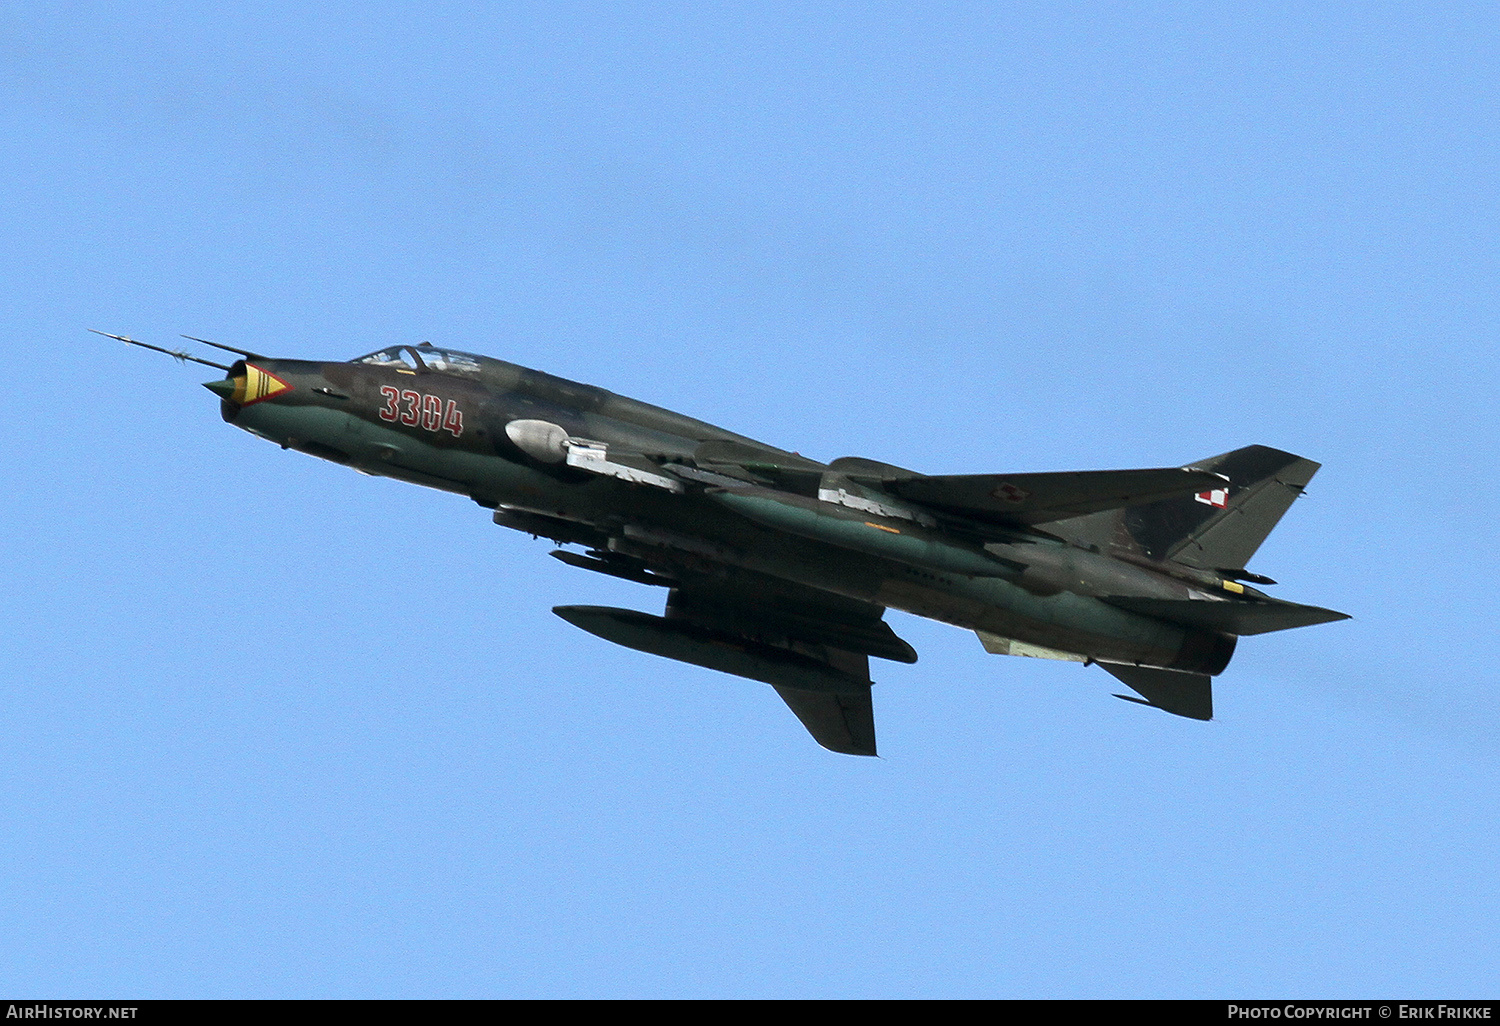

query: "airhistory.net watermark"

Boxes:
[5, 1007, 138, 1019]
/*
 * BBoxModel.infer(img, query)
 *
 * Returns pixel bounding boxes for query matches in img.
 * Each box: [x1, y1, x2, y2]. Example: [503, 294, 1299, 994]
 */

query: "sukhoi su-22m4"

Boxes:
[105, 331, 1348, 756]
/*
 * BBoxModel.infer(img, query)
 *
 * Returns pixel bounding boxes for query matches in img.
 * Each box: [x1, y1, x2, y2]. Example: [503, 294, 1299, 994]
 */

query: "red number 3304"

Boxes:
[379, 386, 464, 438]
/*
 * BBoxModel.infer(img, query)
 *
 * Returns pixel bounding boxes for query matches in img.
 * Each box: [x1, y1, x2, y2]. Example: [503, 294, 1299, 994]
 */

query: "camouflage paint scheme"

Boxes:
[126, 335, 1348, 756]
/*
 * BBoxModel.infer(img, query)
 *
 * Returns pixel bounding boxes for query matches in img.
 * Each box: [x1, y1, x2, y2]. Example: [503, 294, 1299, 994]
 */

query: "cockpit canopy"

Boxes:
[353, 344, 483, 377]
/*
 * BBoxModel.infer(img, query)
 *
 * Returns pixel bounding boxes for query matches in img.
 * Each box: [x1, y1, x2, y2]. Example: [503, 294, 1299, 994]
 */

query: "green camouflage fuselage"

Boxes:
[221, 352, 1236, 676]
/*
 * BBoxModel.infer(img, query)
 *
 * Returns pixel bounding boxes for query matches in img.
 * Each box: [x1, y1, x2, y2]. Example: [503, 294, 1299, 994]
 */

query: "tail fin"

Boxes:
[1164, 446, 1321, 573]
[1049, 446, 1320, 576]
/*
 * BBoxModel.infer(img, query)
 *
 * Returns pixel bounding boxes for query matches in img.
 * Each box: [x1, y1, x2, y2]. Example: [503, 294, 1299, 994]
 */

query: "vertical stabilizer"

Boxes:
[1047, 445, 1319, 576]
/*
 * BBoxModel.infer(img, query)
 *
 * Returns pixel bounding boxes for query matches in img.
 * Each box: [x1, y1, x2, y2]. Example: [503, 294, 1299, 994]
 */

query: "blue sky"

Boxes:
[2, 2, 1498, 997]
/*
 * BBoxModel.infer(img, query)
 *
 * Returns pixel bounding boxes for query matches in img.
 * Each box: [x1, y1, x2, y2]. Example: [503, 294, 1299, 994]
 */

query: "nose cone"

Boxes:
[201, 364, 294, 406]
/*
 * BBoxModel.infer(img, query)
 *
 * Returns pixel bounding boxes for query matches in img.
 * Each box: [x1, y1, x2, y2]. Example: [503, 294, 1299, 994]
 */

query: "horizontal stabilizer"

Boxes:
[1099, 663, 1213, 720]
[886, 468, 1229, 526]
[1103, 595, 1350, 636]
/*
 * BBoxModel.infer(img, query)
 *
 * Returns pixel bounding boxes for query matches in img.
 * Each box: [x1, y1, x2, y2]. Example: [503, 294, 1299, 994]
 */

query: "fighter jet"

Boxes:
[103, 331, 1348, 755]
